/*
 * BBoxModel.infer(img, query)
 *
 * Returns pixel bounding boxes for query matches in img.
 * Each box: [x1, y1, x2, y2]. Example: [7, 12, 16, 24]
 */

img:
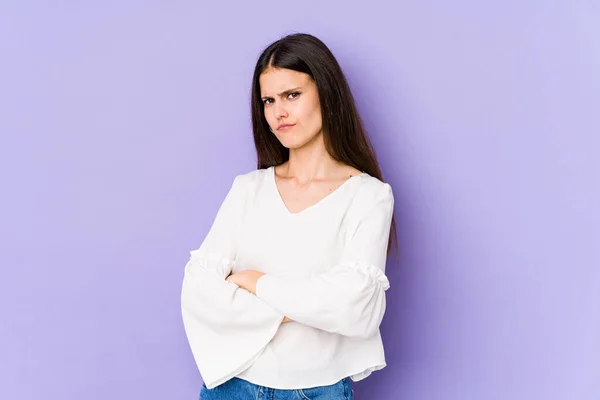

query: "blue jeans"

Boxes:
[199, 377, 354, 400]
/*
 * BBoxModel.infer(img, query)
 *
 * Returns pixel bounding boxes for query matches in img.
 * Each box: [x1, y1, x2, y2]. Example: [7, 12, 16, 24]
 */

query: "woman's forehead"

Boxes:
[260, 68, 310, 92]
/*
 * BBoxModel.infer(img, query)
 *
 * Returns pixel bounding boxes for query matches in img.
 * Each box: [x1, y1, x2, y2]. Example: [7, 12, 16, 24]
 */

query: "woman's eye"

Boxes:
[263, 93, 299, 105]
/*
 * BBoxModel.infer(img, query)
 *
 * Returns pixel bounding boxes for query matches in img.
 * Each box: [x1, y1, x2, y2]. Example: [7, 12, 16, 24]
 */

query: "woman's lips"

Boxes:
[277, 124, 295, 130]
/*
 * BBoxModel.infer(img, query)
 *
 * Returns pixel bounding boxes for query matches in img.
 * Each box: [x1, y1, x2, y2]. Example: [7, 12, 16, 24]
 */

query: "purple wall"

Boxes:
[1, 2, 598, 399]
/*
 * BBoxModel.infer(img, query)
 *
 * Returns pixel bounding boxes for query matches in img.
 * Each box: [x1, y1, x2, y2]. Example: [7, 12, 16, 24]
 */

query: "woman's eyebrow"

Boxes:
[261, 87, 302, 99]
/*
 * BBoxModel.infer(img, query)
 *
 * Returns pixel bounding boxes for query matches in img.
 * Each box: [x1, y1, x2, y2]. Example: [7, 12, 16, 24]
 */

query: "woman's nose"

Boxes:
[274, 102, 288, 118]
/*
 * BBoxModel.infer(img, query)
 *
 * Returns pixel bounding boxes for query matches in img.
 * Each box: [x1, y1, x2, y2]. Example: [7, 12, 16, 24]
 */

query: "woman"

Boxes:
[181, 33, 398, 400]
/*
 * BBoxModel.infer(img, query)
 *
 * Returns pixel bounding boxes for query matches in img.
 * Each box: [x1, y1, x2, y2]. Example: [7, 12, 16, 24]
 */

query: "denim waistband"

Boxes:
[199, 376, 353, 400]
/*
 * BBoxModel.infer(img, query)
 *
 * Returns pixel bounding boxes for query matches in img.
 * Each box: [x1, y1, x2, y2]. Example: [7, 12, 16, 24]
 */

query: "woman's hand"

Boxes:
[225, 270, 265, 295]
[226, 271, 294, 324]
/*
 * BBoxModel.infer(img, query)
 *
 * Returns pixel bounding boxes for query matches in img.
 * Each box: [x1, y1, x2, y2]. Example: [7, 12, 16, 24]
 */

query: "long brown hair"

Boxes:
[250, 33, 398, 256]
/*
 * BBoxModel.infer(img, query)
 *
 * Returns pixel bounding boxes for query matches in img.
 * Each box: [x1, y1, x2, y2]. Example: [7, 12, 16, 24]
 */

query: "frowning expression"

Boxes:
[260, 67, 323, 149]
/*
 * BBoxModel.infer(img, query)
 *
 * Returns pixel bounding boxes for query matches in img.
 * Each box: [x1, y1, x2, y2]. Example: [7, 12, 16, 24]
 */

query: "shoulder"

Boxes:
[338, 163, 392, 201]
[352, 174, 394, 213]
[358, 174, 394, 201]
[229, 167, 270, 192]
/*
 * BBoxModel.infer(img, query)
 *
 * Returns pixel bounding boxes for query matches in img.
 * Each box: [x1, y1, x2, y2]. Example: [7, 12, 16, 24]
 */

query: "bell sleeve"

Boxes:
[180, 175, 285, 389]
[255, 182, 394, 339]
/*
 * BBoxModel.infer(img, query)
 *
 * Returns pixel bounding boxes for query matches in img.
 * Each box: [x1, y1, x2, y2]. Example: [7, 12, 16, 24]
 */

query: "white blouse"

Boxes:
[181, 165, 394, 390]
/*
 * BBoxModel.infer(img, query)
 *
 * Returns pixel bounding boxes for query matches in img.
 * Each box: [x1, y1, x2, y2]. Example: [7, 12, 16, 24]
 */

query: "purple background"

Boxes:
[1, 2, 599, 399]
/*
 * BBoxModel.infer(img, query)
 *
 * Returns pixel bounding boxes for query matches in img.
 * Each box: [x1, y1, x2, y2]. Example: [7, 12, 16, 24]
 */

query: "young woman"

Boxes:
[181, 33, 398, 400]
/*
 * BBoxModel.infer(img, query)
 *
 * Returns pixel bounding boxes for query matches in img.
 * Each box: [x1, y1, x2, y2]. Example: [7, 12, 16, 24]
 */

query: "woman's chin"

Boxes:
[278, 136, 304, 149]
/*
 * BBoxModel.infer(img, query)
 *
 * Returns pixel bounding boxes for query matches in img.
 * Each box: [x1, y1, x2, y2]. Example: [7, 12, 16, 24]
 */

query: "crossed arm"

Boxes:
[225, 270, 293, 324]
[181, 174, 393, 388]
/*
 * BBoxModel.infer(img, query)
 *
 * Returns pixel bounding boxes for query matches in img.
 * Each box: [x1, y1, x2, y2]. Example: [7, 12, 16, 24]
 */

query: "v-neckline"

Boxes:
[269, 165, 366, 217]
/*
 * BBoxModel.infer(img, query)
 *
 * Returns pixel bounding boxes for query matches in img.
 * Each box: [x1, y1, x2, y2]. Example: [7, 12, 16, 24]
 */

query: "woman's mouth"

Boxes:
[277, 124, 295, 131]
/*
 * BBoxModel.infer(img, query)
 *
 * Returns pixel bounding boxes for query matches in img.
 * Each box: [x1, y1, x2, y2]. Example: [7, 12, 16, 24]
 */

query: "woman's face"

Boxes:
[259, 67, 323, 149]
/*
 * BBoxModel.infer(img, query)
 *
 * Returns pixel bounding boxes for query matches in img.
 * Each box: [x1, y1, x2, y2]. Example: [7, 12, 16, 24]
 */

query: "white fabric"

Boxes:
[181, 166, 394, 389]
